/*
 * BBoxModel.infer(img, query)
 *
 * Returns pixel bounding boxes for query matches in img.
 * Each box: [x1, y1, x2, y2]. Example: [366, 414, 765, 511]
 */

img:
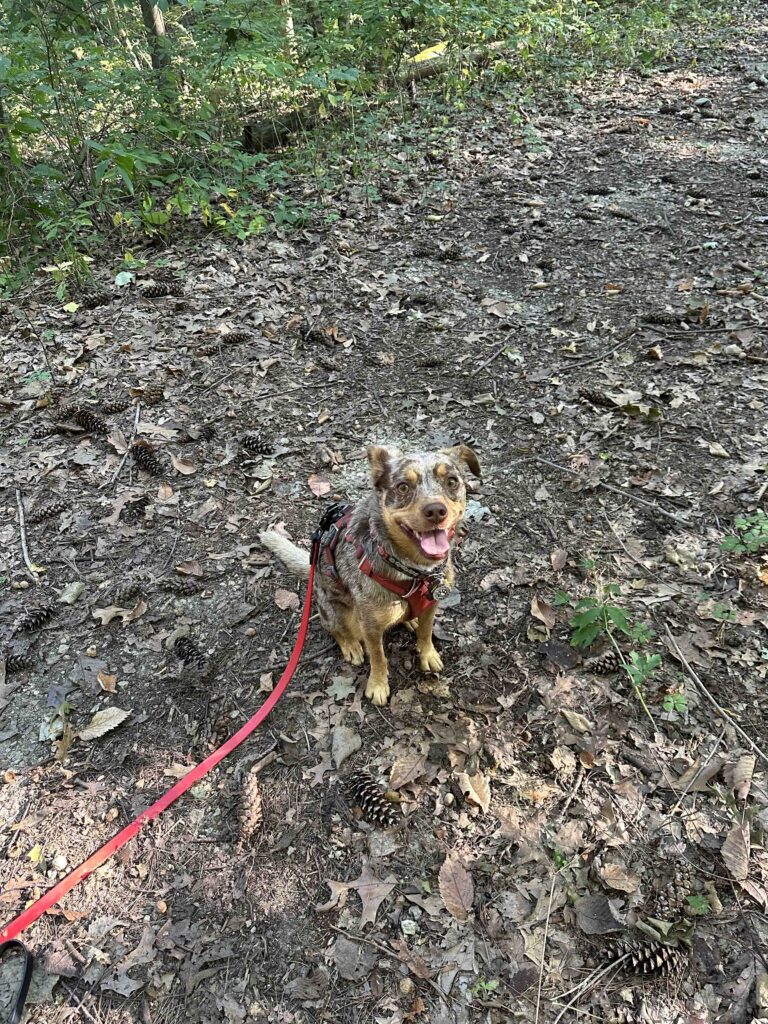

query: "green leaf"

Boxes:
[114, 271, 134, 287]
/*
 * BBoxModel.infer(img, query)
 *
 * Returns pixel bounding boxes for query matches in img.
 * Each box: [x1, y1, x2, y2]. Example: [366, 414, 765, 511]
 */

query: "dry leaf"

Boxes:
[599, 861, 640, 893]
[97, 671, 117, 693]
[171, 455, 196, 475]
[550, 548, 567, 571]
[530, 595, 556, 629]
[438, 853, 473, 922]
[317, 865, 395, 926]
[721, 823, 750, 881]
[92, 600, 148, 626]
[274, 588, 300, 611]
[731, 755, 755, 801]
[456, 771, 491, 813]
[308, 474, 331, 497]
[389, 753, 427, 790]
[78, 707, 131, 741]
[175, 559, 203, 577]
[106, 428, 129, 454]
[157, 482, 173, 500]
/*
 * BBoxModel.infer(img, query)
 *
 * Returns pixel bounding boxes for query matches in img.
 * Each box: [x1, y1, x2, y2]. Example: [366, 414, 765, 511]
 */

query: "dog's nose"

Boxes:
[423, 501, 448, 523]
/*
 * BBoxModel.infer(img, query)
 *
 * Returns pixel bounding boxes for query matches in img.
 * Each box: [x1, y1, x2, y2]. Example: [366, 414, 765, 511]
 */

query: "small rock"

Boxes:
[52, 854, 68, 871]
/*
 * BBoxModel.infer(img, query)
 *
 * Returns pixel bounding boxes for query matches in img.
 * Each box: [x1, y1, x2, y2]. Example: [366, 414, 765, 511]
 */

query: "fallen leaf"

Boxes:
[106, 428, 129, 454]
[274, 588, 300, 611]
[308, 474, 331, 497]
[78, 707, 131, 741]
[97, 671, 117, 693]
[439, 852, 473, 922]
[561, 709, 592, 734]
[456, 771, 491, 813]
[531, 595, 556, 629]
[58, 582, 85, 605]
[331, 724, 361, 767]
[158, 482, 173, 500]
[389, 752, 428, 790]
[599, 861, 640, 893]
[721, 823, 750, 881]
[550, 548, 567, 571]
[329, 936, 377, 982]
[317, 865, 395, 926]
[175, 559, 203, 577]
[171, 455, 197, 475]
[92, 600, 148, 626]
[574, 893, 623, 935]
[390, 937, 433, 979]
[731, 755, 756, 801]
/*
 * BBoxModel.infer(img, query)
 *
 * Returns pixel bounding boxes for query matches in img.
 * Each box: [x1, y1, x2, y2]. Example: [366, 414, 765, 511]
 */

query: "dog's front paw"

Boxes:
[339, 639, 365, 665]
[365, 677, 390, 706]
[418, 645, 443, 674]
[403, 619, 418, 633]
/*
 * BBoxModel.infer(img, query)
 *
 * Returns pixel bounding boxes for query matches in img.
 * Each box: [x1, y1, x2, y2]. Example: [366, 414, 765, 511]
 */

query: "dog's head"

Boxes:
[367, 444, 481, 564]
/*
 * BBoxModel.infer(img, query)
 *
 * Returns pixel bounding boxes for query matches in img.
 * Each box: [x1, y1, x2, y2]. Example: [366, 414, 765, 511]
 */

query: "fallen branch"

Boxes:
[109, 403, 141, 486]
[665, 624, 768, 768]
[533, 456, 692, 525]
[15, 489, 39, 585]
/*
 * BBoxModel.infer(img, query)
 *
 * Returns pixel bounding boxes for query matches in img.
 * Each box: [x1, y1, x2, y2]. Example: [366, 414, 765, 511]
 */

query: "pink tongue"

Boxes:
[420, 530, 450, 557]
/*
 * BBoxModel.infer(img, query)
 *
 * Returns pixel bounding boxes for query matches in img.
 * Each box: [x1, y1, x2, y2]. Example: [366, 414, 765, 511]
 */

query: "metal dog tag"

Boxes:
[430, 582, 451, 602]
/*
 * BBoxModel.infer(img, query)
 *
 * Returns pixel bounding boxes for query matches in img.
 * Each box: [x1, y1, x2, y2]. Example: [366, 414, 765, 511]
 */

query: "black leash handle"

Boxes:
[0, 941, 33, 1024]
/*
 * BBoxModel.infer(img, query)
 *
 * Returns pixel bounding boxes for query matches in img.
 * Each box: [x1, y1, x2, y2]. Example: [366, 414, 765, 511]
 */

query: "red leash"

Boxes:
[0, 558, 318, 945]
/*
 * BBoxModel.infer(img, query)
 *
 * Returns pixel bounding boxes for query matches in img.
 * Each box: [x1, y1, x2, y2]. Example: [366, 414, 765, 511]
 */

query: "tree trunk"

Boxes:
[139, 0, 171, 74]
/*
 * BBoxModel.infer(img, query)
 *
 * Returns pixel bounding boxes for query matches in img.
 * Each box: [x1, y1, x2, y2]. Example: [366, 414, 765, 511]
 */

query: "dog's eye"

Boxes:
[396, 482, 411, 495]
[446, 475, 460, 489]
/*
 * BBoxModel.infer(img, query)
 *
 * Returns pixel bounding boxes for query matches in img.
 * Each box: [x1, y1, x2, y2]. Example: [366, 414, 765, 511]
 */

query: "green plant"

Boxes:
[569, 593, 651, 648]
[663, 691, 687, 714]
[626, 651, 662, 689]
[721, 510, 768, 556]
[469, 977, 499, 996]
[686, 894, 710, 915]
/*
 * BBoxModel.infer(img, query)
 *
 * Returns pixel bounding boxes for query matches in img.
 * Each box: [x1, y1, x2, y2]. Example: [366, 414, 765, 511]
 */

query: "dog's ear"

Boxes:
[367, 445, 396, 489]
[443, 444, 481, 479]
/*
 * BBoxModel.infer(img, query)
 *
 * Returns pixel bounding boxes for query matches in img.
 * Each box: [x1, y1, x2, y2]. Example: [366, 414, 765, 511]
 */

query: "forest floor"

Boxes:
[1, 11, 768, 1024]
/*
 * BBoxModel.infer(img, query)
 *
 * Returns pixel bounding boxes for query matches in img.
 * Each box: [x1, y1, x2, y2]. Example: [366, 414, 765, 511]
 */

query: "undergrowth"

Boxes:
[0, 0, 733, 291]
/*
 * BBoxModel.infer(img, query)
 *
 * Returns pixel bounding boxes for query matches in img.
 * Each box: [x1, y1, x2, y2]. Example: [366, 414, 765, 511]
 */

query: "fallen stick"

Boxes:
[109, 403, 141, 486]
[533, 456, 692, 525]
[665, 624, 768, 768]
[15, 489, 40, 585]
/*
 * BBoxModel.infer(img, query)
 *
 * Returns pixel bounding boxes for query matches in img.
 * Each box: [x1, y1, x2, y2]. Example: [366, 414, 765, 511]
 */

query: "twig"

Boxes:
[534, 872, 558, 1024]
[604, 515, 657, 577]
[533, 456, 691, 524]
[557, 327, 638, 372]
[15, 489, 39, 584]
[665, 625, 768, 767]
[109, 402, 141, 486]
[660, 726, 727, 824]
[477, 342, 509, 373]
[552, 957, 631, 1023]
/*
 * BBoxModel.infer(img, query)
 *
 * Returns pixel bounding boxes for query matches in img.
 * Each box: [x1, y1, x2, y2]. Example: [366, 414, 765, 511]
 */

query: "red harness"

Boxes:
[319, 506, 451, 619]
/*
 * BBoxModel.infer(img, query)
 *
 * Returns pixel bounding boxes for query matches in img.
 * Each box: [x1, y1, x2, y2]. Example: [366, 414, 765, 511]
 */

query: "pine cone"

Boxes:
[195, 344, 218, 356]
[73, 407, 109, 435]
[654, 860, 693, 919]
[79, 289, 112, 310]
[346, 771, 399, 828]
[584, 649, 621, 674]
[130, 440, 165, 476]
[26, 499, 69, 524]
[239, 768, 264, 844]
[174, 636, 207, 669]
[197, 423, 216, 442]
[599, 937, 686, 977]
[4, 652, 33, 673]
[111, 580, 147, 606]
[221, 330, 250, 345]
[30, 423, 55, 440]
[140, 384, 164, 407]
[15, 605, 56, 633]
[642, 311, 679, 326]
[241, 435, 273, 457]
[121, 495, 151, 524]
[100, 397, 131, 414]
[141, 280, 184, 299]
[579, 388, 616, 409]
[159, 576, 203, 596]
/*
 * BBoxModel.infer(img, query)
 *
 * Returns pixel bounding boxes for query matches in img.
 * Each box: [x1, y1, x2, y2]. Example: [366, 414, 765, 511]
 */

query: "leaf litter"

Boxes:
[1, 19, 768, 1024]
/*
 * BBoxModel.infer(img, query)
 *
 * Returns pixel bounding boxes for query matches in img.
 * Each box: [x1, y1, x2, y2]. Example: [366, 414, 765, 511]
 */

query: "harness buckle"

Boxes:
[312, 502, 352, 564]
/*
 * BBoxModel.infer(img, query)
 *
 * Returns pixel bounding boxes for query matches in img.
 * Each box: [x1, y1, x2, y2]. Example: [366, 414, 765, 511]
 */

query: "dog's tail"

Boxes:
[259, 530, 311, 579]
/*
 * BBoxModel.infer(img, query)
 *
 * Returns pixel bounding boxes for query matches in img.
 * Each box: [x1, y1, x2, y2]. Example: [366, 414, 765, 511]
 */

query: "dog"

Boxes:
[259, 444, 480, 705]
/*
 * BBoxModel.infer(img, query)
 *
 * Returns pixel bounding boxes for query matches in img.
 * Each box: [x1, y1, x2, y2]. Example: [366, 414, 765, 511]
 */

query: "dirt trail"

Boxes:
[1, 14, 767, 1024]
